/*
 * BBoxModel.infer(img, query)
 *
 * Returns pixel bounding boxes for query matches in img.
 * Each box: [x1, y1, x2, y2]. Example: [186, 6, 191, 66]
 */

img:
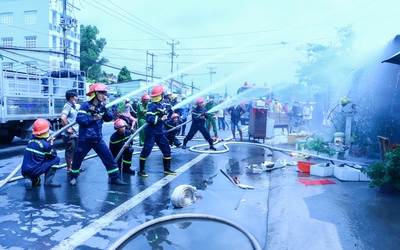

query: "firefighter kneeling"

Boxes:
[21, 118, 61, 190]
[139, 85, 177, 177]
[109, 119, 136, 175]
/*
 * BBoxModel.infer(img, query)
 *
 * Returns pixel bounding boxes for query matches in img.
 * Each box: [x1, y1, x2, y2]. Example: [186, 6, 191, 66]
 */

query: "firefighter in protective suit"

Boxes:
[182, 97, 217, 150]
[69, 83, 126, 186]
[109, 119, 136, 175]
[139, 85, 177, 177]
[21, 118, 61, 190]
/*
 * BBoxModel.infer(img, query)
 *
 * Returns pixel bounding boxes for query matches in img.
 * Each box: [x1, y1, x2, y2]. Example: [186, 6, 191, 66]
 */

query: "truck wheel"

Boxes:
[0, 134, 15, 144]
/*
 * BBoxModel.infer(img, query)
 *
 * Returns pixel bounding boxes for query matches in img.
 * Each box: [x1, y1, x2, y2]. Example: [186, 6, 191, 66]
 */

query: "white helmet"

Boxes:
[125, 98, 130, 103]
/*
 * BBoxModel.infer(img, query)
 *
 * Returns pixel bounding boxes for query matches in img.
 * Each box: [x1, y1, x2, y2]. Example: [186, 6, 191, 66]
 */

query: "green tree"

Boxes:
[294, 24, 355, 99]
[117, 66, 132, 83]
[80, 24, 108, 81]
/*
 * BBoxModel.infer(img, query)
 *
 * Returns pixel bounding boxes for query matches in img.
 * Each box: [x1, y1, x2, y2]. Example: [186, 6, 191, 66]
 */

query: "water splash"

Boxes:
[207, 87, 270, 113]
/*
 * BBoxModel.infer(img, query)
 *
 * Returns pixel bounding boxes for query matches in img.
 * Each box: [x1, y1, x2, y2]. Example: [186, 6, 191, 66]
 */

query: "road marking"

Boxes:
[52, 152, 209, 250]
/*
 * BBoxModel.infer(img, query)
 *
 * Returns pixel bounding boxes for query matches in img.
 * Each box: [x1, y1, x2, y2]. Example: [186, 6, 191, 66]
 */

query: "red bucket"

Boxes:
[297, 161, 316, 173]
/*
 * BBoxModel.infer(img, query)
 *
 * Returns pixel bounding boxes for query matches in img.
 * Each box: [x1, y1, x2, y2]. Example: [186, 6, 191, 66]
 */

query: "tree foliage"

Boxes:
[294, 24, 355, 99]
[117, 66, 132, 83]
[80, 24, 108, 81]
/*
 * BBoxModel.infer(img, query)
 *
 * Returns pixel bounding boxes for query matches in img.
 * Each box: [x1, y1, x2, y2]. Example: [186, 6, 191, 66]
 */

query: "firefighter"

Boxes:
[182, 97, 217, 150]
[139, 85, 177, 177]
[164, 113, 182, 147]
[137, 93, 151, 146]
[109, 119, 136, 175]
[205, 95, 218, 141]
[163, 90, 173, 118]
[69, 83, 126, 186]
[21, 118, 61, 190]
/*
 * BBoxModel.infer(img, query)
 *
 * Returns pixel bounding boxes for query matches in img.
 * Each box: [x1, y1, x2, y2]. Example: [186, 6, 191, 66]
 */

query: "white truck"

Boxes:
[0, 65, 87, 143]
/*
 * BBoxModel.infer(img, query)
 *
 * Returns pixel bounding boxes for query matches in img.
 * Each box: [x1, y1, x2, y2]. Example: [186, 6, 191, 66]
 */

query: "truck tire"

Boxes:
[0, 134, 14, 143]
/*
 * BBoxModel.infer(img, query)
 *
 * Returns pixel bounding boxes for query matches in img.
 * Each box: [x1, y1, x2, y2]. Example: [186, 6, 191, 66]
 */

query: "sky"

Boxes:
[75, 0, 400, 95]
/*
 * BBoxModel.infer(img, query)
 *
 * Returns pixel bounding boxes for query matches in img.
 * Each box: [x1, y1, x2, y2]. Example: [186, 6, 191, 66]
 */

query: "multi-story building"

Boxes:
[0, 0, 81, 73]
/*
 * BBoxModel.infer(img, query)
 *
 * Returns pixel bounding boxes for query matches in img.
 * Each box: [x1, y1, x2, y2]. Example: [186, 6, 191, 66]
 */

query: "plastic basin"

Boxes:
[297, 161, 316, 173]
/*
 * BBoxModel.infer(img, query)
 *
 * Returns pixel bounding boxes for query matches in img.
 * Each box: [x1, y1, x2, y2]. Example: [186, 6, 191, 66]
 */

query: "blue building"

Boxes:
[0, 0, 81, 73]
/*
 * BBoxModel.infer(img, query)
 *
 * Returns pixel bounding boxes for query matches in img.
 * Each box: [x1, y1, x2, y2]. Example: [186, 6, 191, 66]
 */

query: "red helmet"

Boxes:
[196, 97, 204, 104]
[33, 118, 50, 135]
[141, 93, 150, 101]
[171, 113, 179, 119]
[86, 83, 107, 96]
[114, 119, 127, 129]
[151, 85, 164, 97]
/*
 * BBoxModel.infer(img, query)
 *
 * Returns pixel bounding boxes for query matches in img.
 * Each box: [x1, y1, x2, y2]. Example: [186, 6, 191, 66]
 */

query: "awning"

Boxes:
[382, 51, 400, 65]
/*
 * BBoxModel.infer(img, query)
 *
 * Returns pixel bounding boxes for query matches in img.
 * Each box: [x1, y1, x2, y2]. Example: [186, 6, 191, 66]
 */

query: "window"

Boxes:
[25, 36, 36, 48]
[26, 62, 37, 74]
[52, 35, 57, 49]
[2, 63, 13, 71]
[2, 37, 13, 47]
[52, 10, 57, 25]
[74, 42, 77, 55]
[1, 12, 13, 26]
[24, 11, 37, 25]
[50, 60, 58, 70]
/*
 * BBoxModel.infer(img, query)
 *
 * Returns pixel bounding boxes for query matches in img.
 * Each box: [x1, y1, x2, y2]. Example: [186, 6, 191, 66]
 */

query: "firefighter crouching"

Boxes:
[139, 85, 177, 177]
[109, 119, 136, 175]
[164, 113, 182, 147]
[21, 118, 61, 190]
[182, 97, 217, 150]
[69, 83, 126, 186]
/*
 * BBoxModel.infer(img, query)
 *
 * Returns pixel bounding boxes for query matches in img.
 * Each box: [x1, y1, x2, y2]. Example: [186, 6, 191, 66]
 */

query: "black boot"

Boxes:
[122, 164, 136, 175]
[209, 139, 217, 151]
[163, 158, 177, 175]
[139, 158, 148, 177]
[110, 178, 127, 185]
[182, 138, 188, 149]
[44, 167, 61, 187]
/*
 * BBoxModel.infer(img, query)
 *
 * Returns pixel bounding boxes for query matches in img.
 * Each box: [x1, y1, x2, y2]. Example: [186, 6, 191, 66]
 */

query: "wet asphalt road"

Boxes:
[1, 124, 400, 249]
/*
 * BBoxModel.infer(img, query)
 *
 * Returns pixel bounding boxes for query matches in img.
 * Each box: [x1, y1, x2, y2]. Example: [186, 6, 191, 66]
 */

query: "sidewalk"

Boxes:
[265, 133, 400, 250]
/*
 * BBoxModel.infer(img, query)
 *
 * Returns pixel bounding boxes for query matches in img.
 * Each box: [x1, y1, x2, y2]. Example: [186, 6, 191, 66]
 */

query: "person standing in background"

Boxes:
[302, 101, 313, 129]
[137, 93, 151, 146]
[61, 90, 79, 174]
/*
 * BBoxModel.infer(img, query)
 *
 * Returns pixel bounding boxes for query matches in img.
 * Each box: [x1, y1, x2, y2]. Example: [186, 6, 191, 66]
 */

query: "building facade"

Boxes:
[0, 0, 81, 73]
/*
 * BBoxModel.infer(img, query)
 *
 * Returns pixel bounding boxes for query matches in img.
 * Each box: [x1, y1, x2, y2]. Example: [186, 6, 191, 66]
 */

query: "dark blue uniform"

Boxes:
[70, 101, 120, 180]
[109, 129, 133, 170]
[183, 105, 214, 147]
[21, 137, 60, 182]
[140, 101, 171, 159]
[164, 118, 182, 147]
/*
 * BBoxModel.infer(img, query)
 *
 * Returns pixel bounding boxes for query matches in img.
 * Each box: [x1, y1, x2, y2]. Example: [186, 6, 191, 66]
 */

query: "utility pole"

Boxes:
[167, 40, 179, 92]
[60, 0, 76, 69]
[146, 51, 155, 84]
[207, 67, 216, 87]
[224, 74, 229, 98]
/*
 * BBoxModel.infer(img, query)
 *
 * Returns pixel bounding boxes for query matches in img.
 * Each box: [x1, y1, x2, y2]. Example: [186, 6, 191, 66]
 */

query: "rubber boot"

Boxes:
[209, 139, 217, 151]
[44, 167, 61, 187]
[122, 163, 136, 175]
[139, 158, 148, 177]
[239, 131, 243, 141]
[24, 177, 32, 190]
[110, 177, 127, 186]
[182, 138, 188, 150]
[163, 158, 177, 175]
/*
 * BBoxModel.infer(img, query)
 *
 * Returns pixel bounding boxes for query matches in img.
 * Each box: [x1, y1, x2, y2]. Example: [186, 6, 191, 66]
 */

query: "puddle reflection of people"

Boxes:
[145, 227, 171, 250]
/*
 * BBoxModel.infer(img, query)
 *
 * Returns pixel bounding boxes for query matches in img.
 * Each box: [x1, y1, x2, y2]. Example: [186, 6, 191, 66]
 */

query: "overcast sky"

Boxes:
[76, 0, 400, 94]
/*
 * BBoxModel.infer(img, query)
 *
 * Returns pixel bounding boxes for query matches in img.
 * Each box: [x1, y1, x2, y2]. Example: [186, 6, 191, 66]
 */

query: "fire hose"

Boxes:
[106, 214, 262, 250]
[170, 185, 197, 208]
